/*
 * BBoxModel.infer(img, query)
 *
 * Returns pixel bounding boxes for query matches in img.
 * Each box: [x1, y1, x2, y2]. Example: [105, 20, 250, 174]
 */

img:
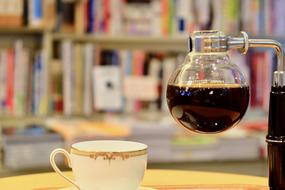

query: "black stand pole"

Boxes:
[267, 86, 285, 190]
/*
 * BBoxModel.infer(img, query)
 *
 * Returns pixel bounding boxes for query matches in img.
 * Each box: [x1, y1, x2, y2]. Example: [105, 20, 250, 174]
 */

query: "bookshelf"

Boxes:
[0, 0, 284, 120]
[0, 0, 282, 175]
[51, 34, 188, 52]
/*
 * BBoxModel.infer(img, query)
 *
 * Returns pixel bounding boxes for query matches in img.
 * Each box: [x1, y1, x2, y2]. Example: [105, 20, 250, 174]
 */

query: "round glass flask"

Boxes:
[166, 31, 250, 133]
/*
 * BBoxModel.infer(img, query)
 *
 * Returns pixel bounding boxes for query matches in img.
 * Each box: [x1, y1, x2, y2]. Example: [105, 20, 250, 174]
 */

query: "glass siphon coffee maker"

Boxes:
[166, 30, 285, 190]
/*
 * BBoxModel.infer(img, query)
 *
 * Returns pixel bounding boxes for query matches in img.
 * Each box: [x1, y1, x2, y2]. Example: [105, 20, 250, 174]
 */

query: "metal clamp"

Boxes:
[240, 31, 249, 54]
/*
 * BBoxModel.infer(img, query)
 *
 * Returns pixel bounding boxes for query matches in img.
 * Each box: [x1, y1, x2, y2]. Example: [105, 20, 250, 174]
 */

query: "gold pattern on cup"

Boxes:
[70, 147, 147, 164]
[89, 152, 130, 160]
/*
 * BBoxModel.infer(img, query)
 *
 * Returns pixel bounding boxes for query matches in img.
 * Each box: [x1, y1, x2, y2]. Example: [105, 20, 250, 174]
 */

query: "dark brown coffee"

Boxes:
[166, 83, 249, 133]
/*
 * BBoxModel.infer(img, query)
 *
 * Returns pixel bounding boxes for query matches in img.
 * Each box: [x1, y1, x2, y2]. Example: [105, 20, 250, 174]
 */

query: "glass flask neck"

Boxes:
[186, 52, 230, 65]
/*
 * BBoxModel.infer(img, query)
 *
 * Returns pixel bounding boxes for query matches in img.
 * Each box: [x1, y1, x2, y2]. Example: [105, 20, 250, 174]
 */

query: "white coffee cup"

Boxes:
[50, 140, 148, 190]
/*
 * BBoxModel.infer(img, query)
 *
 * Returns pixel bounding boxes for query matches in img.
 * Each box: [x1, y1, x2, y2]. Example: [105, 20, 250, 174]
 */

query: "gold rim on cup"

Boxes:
[70, 147, 147, 161]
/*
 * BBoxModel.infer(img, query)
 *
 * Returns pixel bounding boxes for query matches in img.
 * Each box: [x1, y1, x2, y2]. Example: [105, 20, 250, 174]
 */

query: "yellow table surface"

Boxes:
[0, 169, 268, 190]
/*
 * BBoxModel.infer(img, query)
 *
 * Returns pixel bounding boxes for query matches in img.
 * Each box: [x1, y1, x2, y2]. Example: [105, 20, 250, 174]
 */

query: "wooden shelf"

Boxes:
[0, 116, 46, 127]
[0, 27, 45, 35]
[51, 33, 189, 52]
[0, 114, 105, 127]
[0, 110, 267, 128]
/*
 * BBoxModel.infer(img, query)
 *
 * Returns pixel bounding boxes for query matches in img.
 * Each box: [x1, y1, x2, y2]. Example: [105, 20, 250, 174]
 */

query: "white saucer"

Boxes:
[59, 186, 156, 190]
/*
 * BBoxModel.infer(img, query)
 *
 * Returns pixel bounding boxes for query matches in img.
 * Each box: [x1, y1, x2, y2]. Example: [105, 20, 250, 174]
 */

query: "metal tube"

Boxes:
[228, 36, 284, 86]
[248, 39, 283, 72]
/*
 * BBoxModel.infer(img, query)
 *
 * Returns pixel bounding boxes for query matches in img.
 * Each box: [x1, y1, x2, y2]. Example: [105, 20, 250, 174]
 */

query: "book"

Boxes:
[161, 57, 176, 112]
[262, 51, 273, 111]
[119, 49, 135, 113]
[93, 65, 123, 111]
[50, 59, 63, 113]
[74, 43, 84, 115]
[212, 0, 223, 31]
[28, 0, 44, 28]
[31, 52, 40, 114]
[6, 48, 15, 115]
[61, 40, 75, 115]
[247, 50, 274, 110]
[160, 0, 169, 36]
[272, 0, 285, 36]
[264, 0, 273, 35]
[0, 50, 7, 114]
[150, 0, 161, 36]
[132, 50, 145, 111]
[195, 0, 211, 30]
[94, 0, 102, 33]
[109, 0, 123, 35]
[0, 0, 23, 28]
[124, 76, 159, 102]
[32, 51, 48, 115]
[123, 1, 153, 35]
[223, 0, 240, 33]
[174, 0, 191, 34]
[87, 0, 95, 33]
[43, 0, 56, 30]
[26, 49, 34, 114]
[102, 0, 110, 33]
[13, 41, 29, 116]
[75, 0, 86, 34]
[147, 57, 162, 111]
[38, 51, 49, 115]
[83, 43, 94, 115]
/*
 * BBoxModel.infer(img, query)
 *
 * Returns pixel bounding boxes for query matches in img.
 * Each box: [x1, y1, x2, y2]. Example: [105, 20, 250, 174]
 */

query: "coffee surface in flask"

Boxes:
[167, 83, 249, 133]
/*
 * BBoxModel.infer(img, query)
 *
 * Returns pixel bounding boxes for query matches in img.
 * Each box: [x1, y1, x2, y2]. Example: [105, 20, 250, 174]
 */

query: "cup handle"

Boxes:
[50, 148, 81, 190]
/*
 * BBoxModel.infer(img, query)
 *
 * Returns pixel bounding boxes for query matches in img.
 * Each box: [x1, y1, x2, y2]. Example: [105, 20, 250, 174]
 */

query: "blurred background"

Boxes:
[0, 0, 280, 177]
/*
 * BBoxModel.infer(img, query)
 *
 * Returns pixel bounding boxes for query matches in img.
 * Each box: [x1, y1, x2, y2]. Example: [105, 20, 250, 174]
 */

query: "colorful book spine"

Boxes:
[223, 0, 240, 33]
[75, 0, 86, 34]
[50, 59, 63, 114]
[74, 43, 84, 115]
[38, 51, 49, 115]
[167, 0, 174, 35]
[32, 52, 40, 114]
[132, 50, 145, 111]
[120, 50, 134, 113]
[61, 40, 74, 115]
[83, 43, 94, 115]
[6, 48, 15, 114]
[262, 51, 273, 111]
[109, 0, 123, 35]
[264, 0, 273, 35]
[0, 50, 7, 114]
[161, 57, 176, 112]
[102, 0, 110, 33]
[13, 41, 25, 116]
[29, 0, 43, 27]
[87, 0, 95, 33]
[161, 0, 169, 36]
